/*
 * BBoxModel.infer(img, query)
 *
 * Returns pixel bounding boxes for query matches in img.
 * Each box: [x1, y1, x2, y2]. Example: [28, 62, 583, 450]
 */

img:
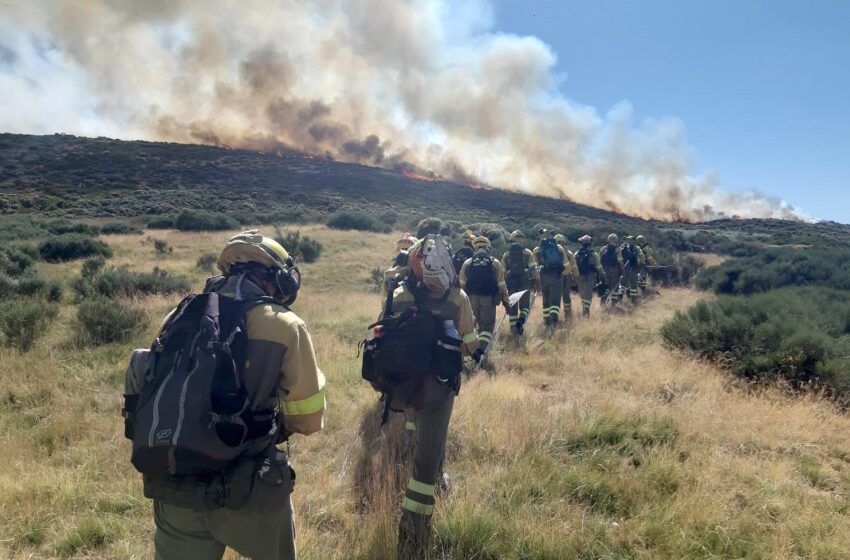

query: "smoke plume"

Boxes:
[0, 0, 804, 221]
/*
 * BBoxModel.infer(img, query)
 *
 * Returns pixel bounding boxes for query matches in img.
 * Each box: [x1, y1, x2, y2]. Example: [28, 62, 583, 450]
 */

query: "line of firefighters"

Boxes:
[388, 228, 658, 358]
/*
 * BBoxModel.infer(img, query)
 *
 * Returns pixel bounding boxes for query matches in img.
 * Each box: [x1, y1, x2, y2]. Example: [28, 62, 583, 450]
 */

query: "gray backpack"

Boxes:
[124, 292, 279, 477]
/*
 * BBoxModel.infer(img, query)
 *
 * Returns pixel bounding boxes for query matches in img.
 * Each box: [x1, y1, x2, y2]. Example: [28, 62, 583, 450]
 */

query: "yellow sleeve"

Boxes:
[637, 247, 646, 266]
[456, 290, 479, 355]
[493, 259, 508, 298]
[532, 246, 542, 266]
[459, 259, 471, 289]
[279, 321, 326, 436]
[526, 249, 541, 280]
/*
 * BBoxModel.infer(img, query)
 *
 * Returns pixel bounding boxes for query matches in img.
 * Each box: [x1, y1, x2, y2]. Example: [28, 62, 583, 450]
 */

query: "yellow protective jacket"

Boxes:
[161, 275, 326, 437]
[458, 256, 509, 302]
[556, 244, 578, 278]
[641, 244, 657, 267]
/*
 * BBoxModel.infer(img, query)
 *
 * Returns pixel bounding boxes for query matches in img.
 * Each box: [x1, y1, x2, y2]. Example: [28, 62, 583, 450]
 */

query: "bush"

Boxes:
[46, 219, 99, 236]
[38, 234, 112, 262]
[326, 211, 385, 232]
[661, 287, 850, 393]
[196, 252, 218, 271]
[273, 229, 324, 263]
[153, 239, 172, 255]
[88, 266, 190, 298]
[696, 247, 850, 295]
[101, 222, 143, 235]
[146, 215, 175, 229]
[0, 299, 57, 351]
[0, 246, 35, 276]
[81, 256, 106, 279]
[416, 217, 443, 238]
[175, 209, 239, 231]
[75, 297, 147, 345]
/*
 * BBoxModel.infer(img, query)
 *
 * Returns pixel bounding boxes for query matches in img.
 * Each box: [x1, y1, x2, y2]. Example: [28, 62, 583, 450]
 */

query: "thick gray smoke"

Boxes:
[0, 0, 804, 221]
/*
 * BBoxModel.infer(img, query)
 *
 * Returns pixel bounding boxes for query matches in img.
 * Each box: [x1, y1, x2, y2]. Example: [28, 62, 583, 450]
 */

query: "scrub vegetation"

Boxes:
[3, 224, 850, 559]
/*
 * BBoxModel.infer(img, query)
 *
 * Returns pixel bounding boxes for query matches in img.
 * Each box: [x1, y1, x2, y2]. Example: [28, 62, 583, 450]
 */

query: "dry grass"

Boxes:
[3, 226, 850, 559]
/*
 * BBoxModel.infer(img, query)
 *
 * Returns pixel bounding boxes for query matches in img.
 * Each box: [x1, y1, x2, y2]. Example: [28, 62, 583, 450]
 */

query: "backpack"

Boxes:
[621, 245, 639, 269]
[465, 249, 498, 295]
[539, 237, 564, 273]
[575, 247, 594, 275]
[125, 292, 279, 477]
[507, 243, 528, 280]
[452, 246, 473, 275]
[361, 285, 463, 423]
[600, 245, 619, 268]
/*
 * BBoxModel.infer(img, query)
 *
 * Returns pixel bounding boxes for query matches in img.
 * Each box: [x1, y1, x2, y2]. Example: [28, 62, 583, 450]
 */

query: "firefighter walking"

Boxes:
[502, 230, 541, 335]
[554, 234, 577, 320]
[533, 229, 568, 327]
[574, 235, 604, 317]
[620, 236, 646, 303]
[599, 233, 624, 305]
[459, 236, 510, 356]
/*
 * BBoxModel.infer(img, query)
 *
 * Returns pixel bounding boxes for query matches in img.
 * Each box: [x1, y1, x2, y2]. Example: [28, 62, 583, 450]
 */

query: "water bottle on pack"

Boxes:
[443, 320, 459, 341]
[438, 320, 461, 383]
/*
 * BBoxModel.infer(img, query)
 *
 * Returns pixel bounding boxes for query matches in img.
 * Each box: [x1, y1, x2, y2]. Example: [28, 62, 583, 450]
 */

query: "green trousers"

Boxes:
[577, 273, 596, 317]
[153, 469, 296, 560]
[468, 293, 497, 351]
[540, 271, 563, 325]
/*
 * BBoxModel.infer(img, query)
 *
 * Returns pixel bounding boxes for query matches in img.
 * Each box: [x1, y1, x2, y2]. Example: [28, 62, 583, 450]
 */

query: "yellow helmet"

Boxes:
[607, 233, 619, 244]
[509, 230, 526, 242]
[636, 235, 647, 247]
[472, 236, 491, 249]
[578, 234, 592, 245]
[463, 229, 476, 241]
[625, 235, 636, 244]
[554, 234, 566, 245]
[396, 232, 417, 251]
[217, 230, 290, 274]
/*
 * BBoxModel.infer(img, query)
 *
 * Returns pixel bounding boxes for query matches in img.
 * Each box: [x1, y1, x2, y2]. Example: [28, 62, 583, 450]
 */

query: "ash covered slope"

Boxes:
[0, 133, 847, 248]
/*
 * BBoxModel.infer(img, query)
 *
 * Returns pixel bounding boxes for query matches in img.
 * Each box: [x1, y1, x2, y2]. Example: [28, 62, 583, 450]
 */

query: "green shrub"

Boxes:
[416, 217, 443, 238]
[273, 229, 324, 263]
[146, 215, 175, 229]
[46, 219, 99, 236]
[696, 247, 850, 295]
[0, 299, 58, 352]
[75, 297, 147, 345]
[153, 239, 172, 255]
[0, 247, 36, 276]
[175, 209, 239, 231]
[0, 273, 17, 298]
[662, 287, 850, 393]
[38, 234, 112, 262]
[0, 215, 48, 243]
[81, 256, 106, 279]
[196, 252, 218, 271]
[326, 211, 384, 232]
[79, 266, 190, 299]
[101, 222, 143, 235]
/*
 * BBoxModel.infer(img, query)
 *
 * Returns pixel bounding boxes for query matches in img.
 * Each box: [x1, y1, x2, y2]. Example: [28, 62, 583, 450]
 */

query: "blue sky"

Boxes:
[492, 0, 850, 223]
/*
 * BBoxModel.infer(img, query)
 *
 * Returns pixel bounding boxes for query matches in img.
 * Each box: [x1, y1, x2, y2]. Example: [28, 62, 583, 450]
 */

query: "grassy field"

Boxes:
[3, 226, 850, 559]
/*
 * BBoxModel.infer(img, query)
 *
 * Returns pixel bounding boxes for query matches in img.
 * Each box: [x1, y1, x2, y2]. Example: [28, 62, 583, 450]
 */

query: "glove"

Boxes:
[472, 348, 485, 365]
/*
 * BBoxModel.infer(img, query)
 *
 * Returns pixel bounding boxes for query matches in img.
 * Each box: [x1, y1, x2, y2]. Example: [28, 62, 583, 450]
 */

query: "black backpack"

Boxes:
[126, 292, 279, 477]
[361, 284, 463, 423]
[507, 243, 528, 280]
[452, 246, 473, 275]
[539, 237, 565, 273]
[600, 245, 619, 268]
[621, 245, 639, 269]
[465, 249, 498, 295]
[576, 247, 594, 275]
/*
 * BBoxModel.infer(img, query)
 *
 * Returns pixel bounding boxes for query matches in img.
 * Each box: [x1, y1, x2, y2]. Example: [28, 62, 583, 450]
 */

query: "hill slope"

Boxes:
[1, 133, 848, 250]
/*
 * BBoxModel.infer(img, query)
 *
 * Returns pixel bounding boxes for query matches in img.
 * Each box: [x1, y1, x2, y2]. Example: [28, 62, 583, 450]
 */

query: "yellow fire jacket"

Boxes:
[458, 256, 510, 302]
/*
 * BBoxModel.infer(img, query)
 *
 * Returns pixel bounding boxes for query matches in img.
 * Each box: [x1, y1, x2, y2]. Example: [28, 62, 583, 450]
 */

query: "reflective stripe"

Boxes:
[408, 479, 435, 496]
[404, 420, 416, 431]
[402, 496, 434, 515]
[509, 317, 517, 324]
[520, 309, 530, 318]
[281, 388, 326, 416]
[479, 331, 492, 341]
[462, 332, 478, 344]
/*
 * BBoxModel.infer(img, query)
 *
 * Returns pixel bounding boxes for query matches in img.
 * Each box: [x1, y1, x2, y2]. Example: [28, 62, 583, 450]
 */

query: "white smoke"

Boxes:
[0, 0, 806, 221]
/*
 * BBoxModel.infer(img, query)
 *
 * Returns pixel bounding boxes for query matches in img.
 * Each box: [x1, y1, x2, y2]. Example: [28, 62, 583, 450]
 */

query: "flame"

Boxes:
[403, 170, 439, 183]
[466, 182, 486, 190]
[604, 200, 624, 215]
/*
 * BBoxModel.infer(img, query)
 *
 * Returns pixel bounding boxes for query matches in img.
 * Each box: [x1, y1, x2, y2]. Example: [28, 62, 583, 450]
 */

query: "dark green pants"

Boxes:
[398, 376, 455, 558]
[153, 466, 296, 560]
[540, 271, 563, 325]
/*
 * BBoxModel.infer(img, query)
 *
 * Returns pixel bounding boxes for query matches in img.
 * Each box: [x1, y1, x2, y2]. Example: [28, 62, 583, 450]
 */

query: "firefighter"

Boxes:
[451, 229, 476, 275]
[554, 234, 577, 320]
[382, 237, 479, 557]
[636, 235, 656, 297]
[574, 235, 604, 317]
[532, 229, 568, 326]
[384, 232, 417, 293]
[599, 233, 624, 305]
[134, 231, 326, 560]
[502, 230, 541, 335]
[620, 235, 646, 303]
[459, 236, 510, 356]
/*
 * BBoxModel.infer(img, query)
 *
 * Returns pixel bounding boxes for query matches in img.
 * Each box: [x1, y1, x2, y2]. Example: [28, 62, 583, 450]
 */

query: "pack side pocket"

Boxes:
[245, 450, 294, 514]
[435, 335, 463, 378]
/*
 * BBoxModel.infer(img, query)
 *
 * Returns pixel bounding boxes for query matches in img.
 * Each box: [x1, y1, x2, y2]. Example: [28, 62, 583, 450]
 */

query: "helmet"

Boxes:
[636, 235, 647, 247]
[217, 230, 300, 304]
[554, 234, 566, 245]
[578, 234, 592, 245]
[509, 230, 526, 242]
[607, 233, 619, 244]
[463, 229, 476, 244]
[625, 235, 636, 244]
[396, 232, 417, 251]
[537, 228, 553, 239]
[472, 236, 491, 249]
